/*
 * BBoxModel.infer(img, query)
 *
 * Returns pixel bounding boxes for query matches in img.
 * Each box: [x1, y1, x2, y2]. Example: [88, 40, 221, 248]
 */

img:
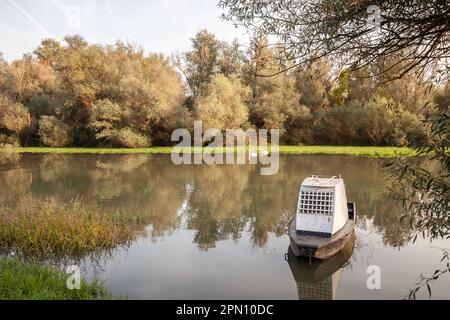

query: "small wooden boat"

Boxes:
[288, 176, 356, 260]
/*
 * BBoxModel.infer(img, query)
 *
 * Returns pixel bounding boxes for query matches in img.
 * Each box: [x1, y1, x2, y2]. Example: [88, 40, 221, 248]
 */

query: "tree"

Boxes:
[35, 35, 102, 110]
[385, 89, 449, 241]
[243, 37, 279, 97]
[346, 66, 377, 104]
[120, 54, 186, 132]
[220, 0, 450, 80]
[34, 36, 105, 145]
[243, 37, 311, 142]
[195, 74, 250, 131]
[0, 95, 31, 145]
[377, 66, 434, 113]
[295, 60, 331, 111]
[251, 75, 305, 135]
[0, 54, 9, 95]
[217, 40, 245, 77]
[329, 69, 351, 107]
[176, 30, 221, 99]
[33, 36, 186, 147]
[5, 55, 59, 104]
[383, 92, 449, 297]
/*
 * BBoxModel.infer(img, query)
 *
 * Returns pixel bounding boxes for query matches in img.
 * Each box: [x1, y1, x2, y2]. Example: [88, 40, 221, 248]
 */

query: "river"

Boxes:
[0, 153, 448, 299]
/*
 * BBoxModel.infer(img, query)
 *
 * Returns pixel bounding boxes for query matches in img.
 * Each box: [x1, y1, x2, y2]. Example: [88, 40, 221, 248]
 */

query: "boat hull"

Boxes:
[288, 203, 356, 260]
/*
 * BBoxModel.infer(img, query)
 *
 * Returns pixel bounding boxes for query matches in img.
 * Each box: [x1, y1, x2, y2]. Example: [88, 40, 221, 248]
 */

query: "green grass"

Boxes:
[0, 146, 415, 157]
[0, 258, 112, 300]
[277, 146, 415, 157]
[0, 197, 135, 258]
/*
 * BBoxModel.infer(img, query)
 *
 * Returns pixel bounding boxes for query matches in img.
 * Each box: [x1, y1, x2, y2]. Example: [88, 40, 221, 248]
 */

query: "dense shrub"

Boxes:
[0, 34, 441, 148]
[311, 96, 428, 146]
[89, 99, 122, 142]
[357, 96, 398, 146]
[89, 99, 150, 148]
[0, 133, 20, 147]
[38, 116, 72, 147]
[0, 96, 30, 135]
[112, 127, 150, 148]
[313, 105, 360, 145]
[392, 110, 428, 146]
[27, 95, 56, 116]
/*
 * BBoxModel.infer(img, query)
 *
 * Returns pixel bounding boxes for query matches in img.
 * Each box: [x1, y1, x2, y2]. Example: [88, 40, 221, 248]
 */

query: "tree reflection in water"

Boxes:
[0, 154, 413, 250]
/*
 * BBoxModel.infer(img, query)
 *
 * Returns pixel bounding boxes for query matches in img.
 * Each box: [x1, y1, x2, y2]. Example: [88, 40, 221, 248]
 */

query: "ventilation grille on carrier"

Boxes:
[298, 190, 334, 215]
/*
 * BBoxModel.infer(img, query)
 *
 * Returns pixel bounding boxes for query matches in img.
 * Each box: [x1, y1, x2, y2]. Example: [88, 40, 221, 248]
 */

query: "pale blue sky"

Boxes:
[0, 0, 248, 60]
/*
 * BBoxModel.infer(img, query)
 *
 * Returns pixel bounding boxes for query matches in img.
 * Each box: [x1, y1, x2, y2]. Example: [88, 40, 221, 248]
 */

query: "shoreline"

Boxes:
[0, 146, 414, 158]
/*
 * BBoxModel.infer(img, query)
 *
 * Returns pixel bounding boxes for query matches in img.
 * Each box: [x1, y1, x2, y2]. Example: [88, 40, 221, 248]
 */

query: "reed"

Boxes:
[0, 197, 135, 258]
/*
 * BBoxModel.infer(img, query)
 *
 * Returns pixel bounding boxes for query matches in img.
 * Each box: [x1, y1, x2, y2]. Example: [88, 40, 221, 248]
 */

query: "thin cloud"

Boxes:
[1, 1, 248, 61]
[51, 0, 66, 13]
[103, 0, 119, 30]
[6, 0, 52, 38]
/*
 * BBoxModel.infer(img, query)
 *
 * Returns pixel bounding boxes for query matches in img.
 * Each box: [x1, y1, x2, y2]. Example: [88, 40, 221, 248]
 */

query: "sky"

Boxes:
[0, 0, 248, 61]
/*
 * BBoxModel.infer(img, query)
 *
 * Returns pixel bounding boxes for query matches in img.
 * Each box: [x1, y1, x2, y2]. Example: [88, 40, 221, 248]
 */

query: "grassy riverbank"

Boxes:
[0, 146, 415, 157]
[0, 198, 130, 299]
[0, 258, 112, 300]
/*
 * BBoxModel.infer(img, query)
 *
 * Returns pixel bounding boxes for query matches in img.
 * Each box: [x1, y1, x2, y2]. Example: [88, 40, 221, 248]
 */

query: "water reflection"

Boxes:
[286, 235, 355, 300]
[0, 153, 448, 299]
[0, 154, 409, 249]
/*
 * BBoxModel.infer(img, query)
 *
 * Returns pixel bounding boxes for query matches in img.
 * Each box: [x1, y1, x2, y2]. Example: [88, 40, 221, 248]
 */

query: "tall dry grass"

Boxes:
[0, 196, 135, 258]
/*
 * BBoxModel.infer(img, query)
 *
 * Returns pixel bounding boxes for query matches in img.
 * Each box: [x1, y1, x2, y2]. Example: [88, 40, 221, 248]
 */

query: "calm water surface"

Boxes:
[0, 153, 449, 299]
